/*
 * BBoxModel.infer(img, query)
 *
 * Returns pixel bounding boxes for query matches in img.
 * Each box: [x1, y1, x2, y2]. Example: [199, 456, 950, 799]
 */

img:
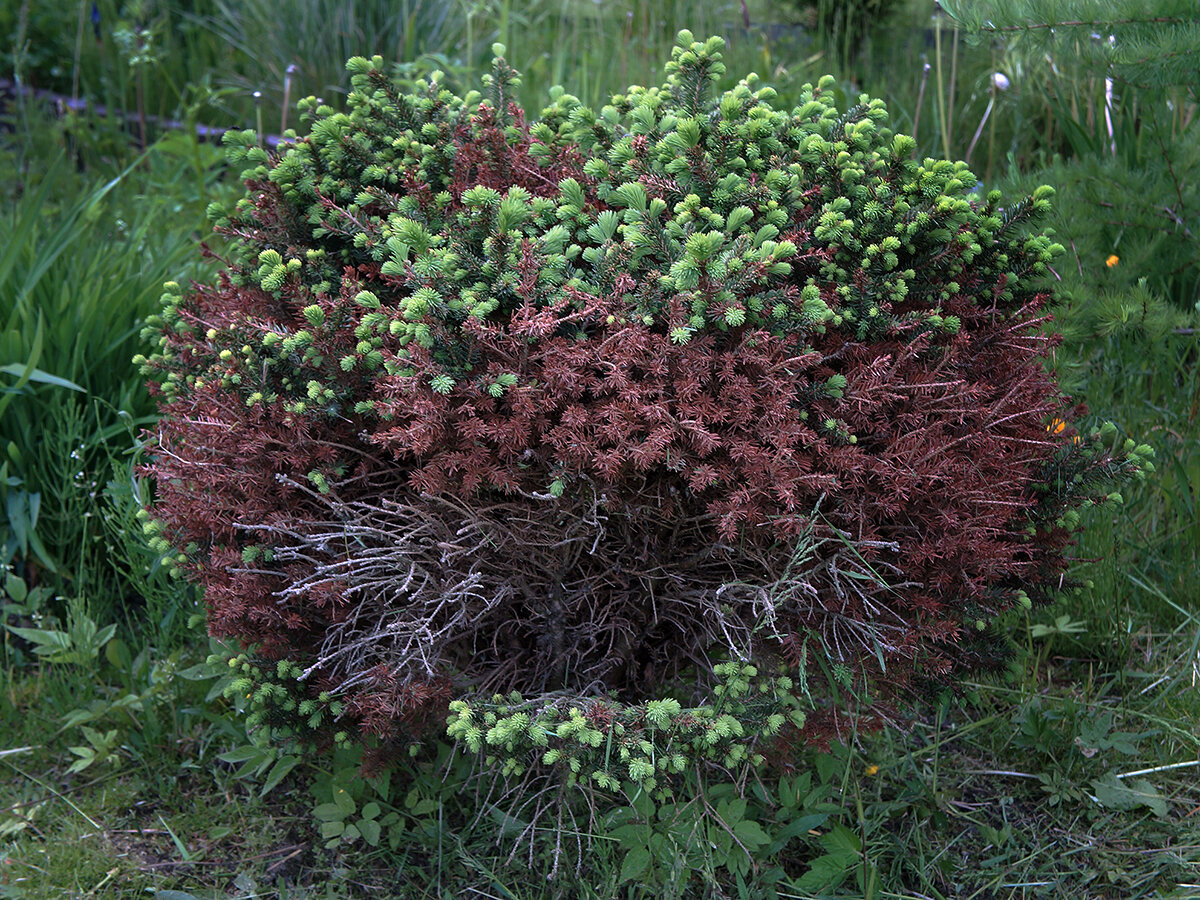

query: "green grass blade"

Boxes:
[0, 365, 86, 393]
[0, 314, 44, 421]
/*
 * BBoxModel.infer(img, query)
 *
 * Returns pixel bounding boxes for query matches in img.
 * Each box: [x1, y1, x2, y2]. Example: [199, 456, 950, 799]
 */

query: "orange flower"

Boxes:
[1047, 418, 1081, 444]
[1106, 254, 1119, 268]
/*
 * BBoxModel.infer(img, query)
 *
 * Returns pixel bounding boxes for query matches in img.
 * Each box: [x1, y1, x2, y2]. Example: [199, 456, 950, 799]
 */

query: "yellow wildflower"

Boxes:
[1048, 418, 1081, 443]
[865, 764, 880, 776]
[1106, 254, 1119, 268]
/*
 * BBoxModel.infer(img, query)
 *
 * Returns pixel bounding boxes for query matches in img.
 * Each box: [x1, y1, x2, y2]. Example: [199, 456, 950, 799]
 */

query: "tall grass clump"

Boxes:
[0, 140, 223, 627]
[8, 0, 919, 145]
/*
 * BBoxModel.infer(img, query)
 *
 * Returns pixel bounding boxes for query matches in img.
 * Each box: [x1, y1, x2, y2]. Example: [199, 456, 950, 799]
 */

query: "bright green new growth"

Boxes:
[446, 663, 806, 795]
[166, 31, 1064, 408]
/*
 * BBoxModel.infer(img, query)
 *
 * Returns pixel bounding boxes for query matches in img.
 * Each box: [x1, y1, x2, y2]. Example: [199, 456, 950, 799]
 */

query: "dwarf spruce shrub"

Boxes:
[141, 34, 1148, 780]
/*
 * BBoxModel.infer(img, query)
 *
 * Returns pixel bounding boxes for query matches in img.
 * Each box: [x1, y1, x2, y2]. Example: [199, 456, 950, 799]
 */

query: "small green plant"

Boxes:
[4, 596, 115, 673]
[214, 740, 302, 799]
[0, 570, 54, 667]
[600, 770, 846, 896]
[1029, 612, 1088, 641]
[63, 726, 122, 774]
[310, 754, 406, 850]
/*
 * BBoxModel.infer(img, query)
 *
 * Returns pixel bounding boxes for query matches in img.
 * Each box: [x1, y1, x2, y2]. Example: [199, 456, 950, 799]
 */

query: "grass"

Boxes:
[0, 752, 316, 897]
[2, 1, 1199, 897]
[5, 630, 1197, 898]
[0, 120, 230, 630]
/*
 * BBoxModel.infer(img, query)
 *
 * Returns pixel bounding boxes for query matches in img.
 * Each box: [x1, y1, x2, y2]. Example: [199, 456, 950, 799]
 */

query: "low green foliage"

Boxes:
[446, 663, 807, 790]
[5, 596, 115, 672]
[292, 738, 855, 898]
[0, 137, 224, 621]
[0, 572, 54, 668]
